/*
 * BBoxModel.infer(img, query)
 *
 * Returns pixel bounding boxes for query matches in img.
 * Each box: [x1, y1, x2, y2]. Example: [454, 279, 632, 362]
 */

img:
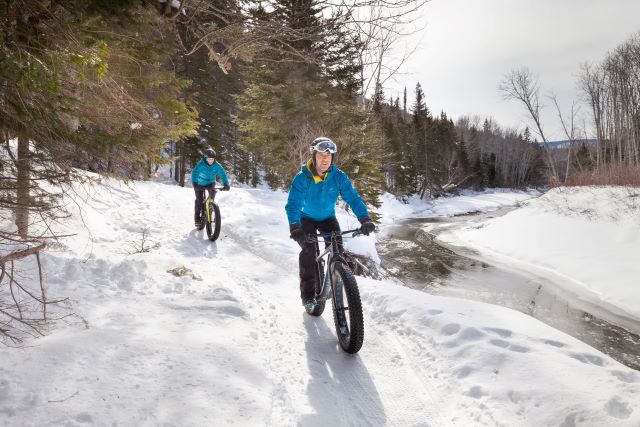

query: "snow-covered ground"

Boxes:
[1, 176, 639, 426]
[437, 186, 640, 332]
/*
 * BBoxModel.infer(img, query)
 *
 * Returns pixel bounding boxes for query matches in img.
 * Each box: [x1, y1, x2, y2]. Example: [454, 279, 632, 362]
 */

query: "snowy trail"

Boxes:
[2, 178, 640, 426]
[182, 202, 450, 425]
[86, 179, 452, 425]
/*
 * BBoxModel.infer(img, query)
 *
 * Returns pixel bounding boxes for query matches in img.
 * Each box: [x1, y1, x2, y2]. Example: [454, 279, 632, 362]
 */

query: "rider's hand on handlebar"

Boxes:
[289, 224, 305, 248]
[359, 217, 376, 236]
[222, 184, 230, 191]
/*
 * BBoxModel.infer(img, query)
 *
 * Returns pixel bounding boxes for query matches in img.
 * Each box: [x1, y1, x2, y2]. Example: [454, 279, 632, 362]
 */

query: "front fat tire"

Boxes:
[206, 203, 222, 241]
[332, 262, 364, 354]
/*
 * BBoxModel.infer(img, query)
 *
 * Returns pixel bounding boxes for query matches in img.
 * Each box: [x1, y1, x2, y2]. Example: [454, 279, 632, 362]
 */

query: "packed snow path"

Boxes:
[1, 178, 638, 426]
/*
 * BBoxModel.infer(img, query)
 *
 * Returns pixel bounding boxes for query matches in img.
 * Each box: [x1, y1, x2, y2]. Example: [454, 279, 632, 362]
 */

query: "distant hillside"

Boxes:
[539, 139, 597, 150]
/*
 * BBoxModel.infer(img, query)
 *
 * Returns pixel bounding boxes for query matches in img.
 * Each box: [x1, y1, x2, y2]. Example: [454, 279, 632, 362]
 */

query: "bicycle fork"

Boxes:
[316, 247, 342, 301]
[318, 261, 333, 300]
[315, 244, 333, 301]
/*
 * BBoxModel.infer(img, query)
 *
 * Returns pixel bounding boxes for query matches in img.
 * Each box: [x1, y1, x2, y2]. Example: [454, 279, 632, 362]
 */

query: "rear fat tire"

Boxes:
[331, 262, 364, 354]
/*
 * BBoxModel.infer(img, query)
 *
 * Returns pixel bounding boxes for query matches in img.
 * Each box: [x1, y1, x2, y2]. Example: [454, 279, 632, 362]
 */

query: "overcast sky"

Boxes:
[386, 0, 640, 141]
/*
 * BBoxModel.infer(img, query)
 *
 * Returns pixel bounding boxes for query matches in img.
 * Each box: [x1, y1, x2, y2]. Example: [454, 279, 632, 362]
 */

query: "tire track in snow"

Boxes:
[148, 185, 450, 425]
[216, 229, 451, 425]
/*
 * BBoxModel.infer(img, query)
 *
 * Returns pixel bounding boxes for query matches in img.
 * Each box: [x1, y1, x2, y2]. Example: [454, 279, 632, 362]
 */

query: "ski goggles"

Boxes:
[311, 139, 338, 153]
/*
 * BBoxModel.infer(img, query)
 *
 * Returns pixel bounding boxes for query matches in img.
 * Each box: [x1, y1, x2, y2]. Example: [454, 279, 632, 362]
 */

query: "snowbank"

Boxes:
[438, 186, 640, 326]
[1, 178, 638, 426]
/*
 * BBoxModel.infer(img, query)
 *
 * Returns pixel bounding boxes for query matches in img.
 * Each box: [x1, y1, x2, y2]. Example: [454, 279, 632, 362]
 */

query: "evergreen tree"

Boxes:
[482, 153, 497, 187]
[411, 83, 432, 197]
[234, 0, 384, 209]
[472, 155, 485, 190]
[456, 134, 471, 183]
[403, 87, 407, 115]
[1, 2, 198, 242]
[372, 82, 385, 115]
[172, 12, 245, 185]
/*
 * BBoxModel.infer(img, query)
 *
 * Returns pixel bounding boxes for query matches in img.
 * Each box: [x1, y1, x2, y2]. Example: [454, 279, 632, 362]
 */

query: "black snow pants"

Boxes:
[298, 216, 343, 303]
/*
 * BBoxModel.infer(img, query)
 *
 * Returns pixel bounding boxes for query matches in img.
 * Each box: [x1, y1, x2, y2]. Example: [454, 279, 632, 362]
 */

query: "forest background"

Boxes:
[1, 0, 639, 320]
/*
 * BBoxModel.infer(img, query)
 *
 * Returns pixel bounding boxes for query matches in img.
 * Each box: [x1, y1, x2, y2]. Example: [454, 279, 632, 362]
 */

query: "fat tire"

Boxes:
[206, 202, 222, 241]
[331, 262, 364, 354]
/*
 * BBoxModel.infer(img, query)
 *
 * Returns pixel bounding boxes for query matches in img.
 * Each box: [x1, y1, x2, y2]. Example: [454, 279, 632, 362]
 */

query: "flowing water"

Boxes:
[377, 210, 640, 371]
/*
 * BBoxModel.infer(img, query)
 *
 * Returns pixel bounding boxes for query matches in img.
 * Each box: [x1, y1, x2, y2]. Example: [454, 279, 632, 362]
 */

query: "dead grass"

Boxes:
[558, 165, 640, 187]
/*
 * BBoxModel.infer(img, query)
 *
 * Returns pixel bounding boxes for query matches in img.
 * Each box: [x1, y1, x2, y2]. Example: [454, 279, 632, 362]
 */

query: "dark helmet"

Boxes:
[204, 148, 216, 159]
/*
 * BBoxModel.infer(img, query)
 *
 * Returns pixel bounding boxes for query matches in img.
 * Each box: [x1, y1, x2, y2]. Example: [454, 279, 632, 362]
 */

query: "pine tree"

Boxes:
[234, 0, 384, 205]
[372, 82, 385, 115]
[1, 3, 198, 240]
[456, 134, 471, 184]
[411, 83, 432, 197]
[472, 155, 485, 190]
[172, 13, 245, 185]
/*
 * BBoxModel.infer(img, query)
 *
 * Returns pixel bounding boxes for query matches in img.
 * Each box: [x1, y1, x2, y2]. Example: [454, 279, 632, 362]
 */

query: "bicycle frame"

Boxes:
[199, 185, 224, 241]
[307, 228, 365, 353]
[310, 229, 361, 301]
[204, 188, 217, 221]
[201, 185, 222, 220]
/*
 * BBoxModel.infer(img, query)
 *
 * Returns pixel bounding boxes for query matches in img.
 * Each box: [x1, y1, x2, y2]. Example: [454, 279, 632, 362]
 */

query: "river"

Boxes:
[376, 209, 640, 371]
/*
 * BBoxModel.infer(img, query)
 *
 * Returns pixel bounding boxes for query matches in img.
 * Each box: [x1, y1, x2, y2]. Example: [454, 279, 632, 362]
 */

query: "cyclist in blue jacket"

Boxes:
[192, 148, 230, 229]
[285, 137, 375, 309]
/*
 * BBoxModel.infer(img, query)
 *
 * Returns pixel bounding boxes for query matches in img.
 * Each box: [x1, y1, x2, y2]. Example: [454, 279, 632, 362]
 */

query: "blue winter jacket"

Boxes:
[191, 158, 229, 187]
[285, 161, 369, 225]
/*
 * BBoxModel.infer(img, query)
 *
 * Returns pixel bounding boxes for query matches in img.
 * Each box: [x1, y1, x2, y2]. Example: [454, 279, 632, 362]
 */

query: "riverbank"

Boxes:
[436, 186, 640, 330]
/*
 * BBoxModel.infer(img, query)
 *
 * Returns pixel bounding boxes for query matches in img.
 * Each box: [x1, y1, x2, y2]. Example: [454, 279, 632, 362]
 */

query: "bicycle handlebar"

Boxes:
[306, 228, 363, 242]
[199, 184, 225, 190]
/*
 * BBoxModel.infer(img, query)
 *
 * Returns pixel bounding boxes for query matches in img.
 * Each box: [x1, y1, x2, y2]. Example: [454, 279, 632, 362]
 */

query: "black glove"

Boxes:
[289, 224, 305, 248]
[222, 184, 230, 191]
[359, 216, 376, 236]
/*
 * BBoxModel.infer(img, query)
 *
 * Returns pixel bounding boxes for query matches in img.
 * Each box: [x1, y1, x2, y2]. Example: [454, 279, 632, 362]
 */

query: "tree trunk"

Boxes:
[176, 142, 186, 187]
[15, 134, 30, 239]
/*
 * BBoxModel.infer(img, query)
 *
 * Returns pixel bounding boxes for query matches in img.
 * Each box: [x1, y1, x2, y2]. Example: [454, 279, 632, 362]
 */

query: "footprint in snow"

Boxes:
[482, 327, 512, 338]
[458, 327, 485, 341]
[508, 344, 530, 353]
[467, 385, 489, 399]
[543, 339, 566, 348]
[490, 339, 509, 349]
[441, 323, 461, 336]
[167, 303, 247, 319]
[610, 370, 639, 383]
[455, 366, 473, 379]
[605, 396, 633, 419]
[569, 352, 605, 367]
[203, 287, 238, 303]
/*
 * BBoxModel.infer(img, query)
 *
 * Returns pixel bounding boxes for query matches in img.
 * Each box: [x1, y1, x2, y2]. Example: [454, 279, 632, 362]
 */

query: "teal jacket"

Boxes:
[285, 161, 369, 225]
[191, 158, 229, 187]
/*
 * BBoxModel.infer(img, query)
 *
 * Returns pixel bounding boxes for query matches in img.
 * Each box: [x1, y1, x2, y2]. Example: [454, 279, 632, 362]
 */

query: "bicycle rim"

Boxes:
[331, 262, 364, 353]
